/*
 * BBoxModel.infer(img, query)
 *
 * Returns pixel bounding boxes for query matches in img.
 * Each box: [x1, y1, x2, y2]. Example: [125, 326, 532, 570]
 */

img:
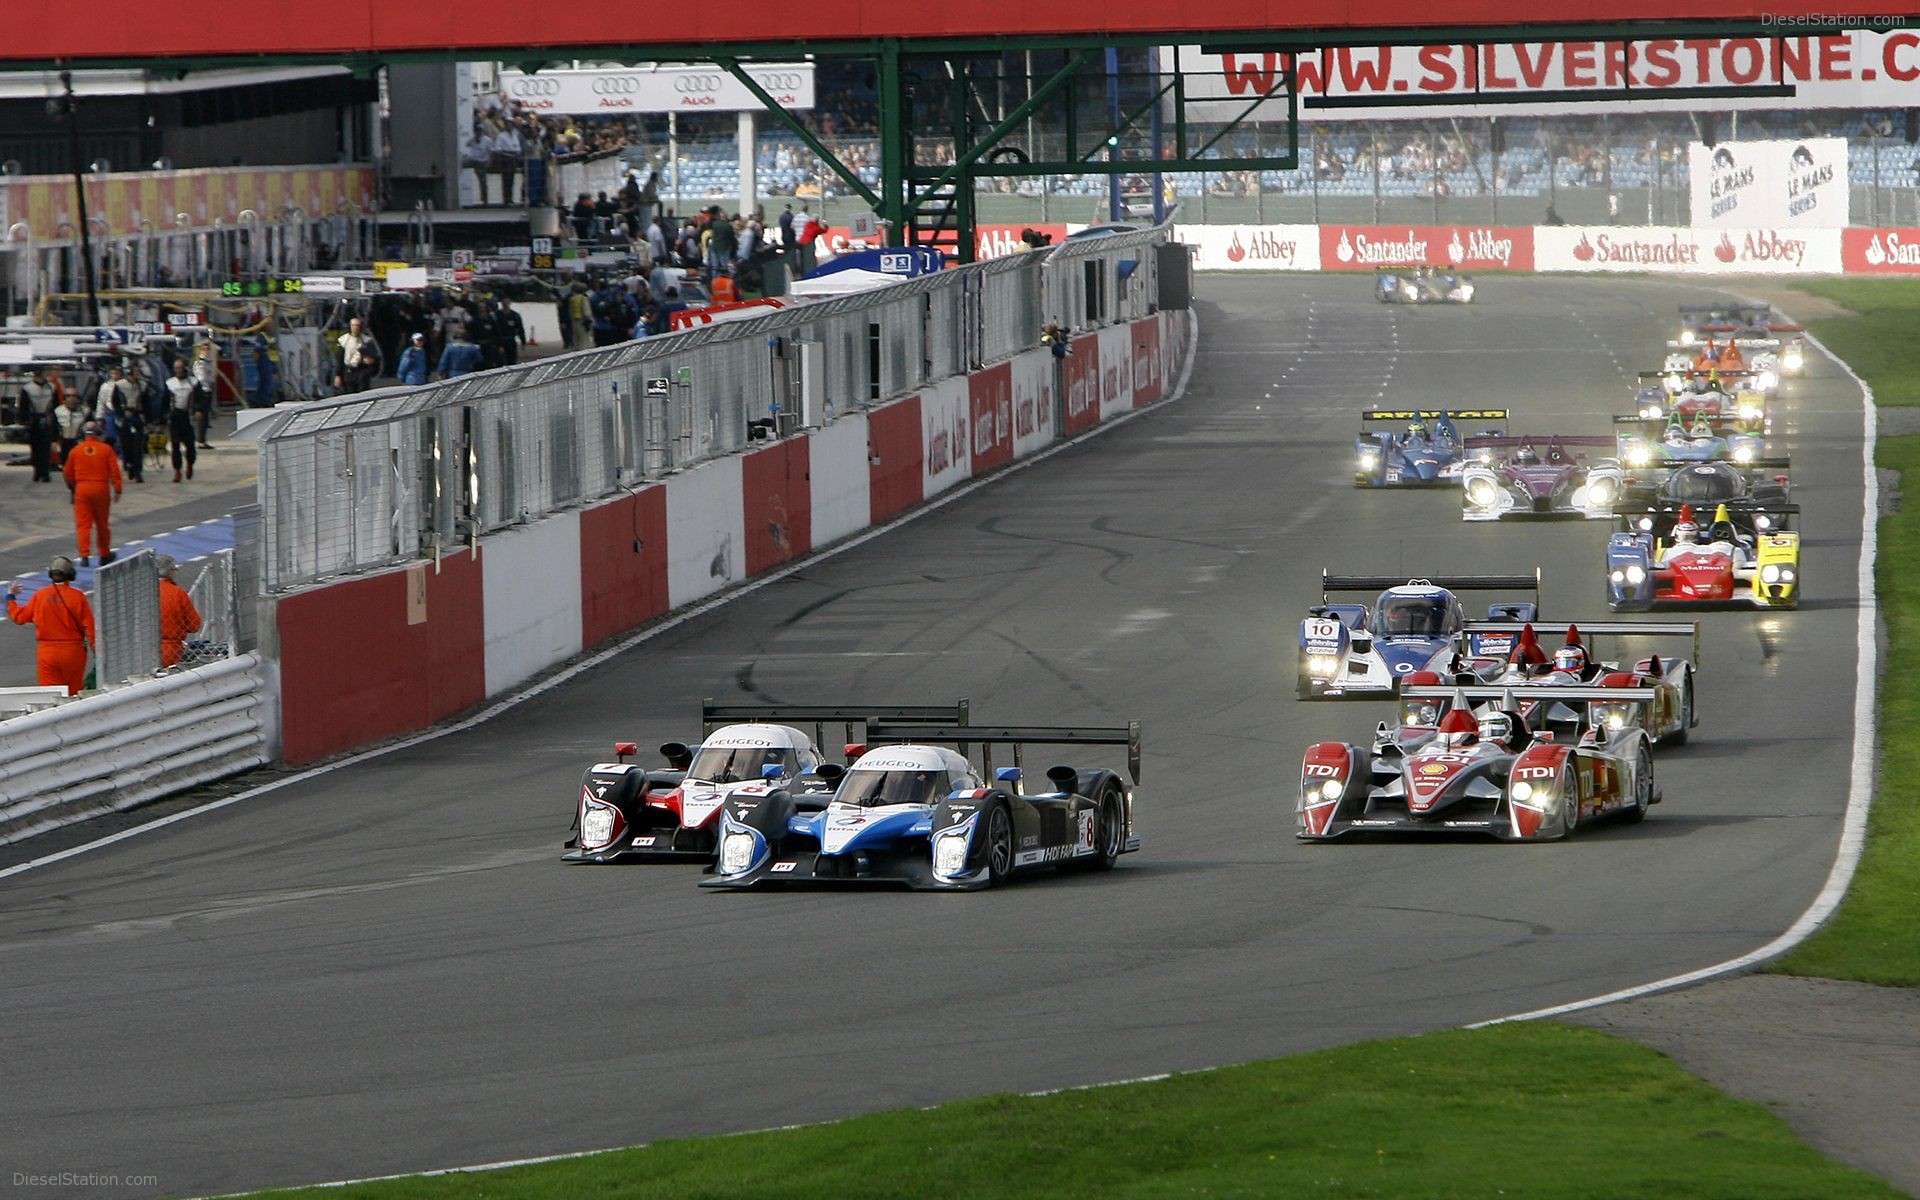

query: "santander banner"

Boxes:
[1534, 226, 1842, 274]
[1843, 228, 1920, 274]
[1320, 225, 1534, 271]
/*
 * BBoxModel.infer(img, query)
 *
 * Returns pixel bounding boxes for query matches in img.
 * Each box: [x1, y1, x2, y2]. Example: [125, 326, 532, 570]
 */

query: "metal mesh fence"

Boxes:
[255, 223, 1177, 592]
[180, 551, 238, 667]
[95, 551, 161, 686]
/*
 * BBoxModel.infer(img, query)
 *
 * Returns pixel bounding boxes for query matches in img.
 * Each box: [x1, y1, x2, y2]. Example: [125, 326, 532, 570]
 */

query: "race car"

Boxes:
[1444, 620, 1701, 744]
[1459, 435, 1623, 521]
[1296, 571, 1540, 699]
[1298, 685, 1660, 840]
[1608, 500, 1801, 611]
[1637, 371, 1771, 432]
[1614, 413, 1767, 471]
[564, 701, 968, 863]
[702, 721, 1140, 890]
[1376, 266, 1475, 304]
[1673, 304, 1806, 376]
[1354, 408, 1508, 487]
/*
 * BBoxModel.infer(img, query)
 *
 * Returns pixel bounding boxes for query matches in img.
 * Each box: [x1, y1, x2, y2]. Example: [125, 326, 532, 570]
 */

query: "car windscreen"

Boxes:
[1375, 595, 1449, 636]
[838, 769, 949, 807]
[688, 746, 794, 783]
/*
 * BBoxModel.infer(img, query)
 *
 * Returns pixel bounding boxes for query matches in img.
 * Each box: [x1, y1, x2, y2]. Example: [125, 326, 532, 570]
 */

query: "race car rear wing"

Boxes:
[1463, 434, 1614, 450]
[865, 722, 1142, 785]
[1638, 369, 1761, 381]
[1322, 569, 1540, 605]
[1362, 408, 1509, 422]
[1617, 502, 1799, 536]
[1401, 684, 1660, 704]
[701, 700, 970, 749]
[1460, 620, 1701, 666]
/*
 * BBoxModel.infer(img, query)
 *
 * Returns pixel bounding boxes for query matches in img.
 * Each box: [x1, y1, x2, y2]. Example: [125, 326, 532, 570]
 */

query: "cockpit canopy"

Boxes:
[1667, 463, 1744, 503]
[1373, 592, 1456, 637]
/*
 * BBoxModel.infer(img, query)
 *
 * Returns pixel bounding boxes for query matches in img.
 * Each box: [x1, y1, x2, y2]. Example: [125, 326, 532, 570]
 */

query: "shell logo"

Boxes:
[1417, 762, 1449, 776]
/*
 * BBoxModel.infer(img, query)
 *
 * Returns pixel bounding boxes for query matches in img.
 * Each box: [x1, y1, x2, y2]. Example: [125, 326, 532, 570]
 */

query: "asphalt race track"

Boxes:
[0, 275, 1867, 1197]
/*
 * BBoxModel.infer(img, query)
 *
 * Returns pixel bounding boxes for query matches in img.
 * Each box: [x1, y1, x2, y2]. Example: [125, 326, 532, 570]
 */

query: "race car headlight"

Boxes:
[1784, 349, 1803, 371]
[1636, 517, 1655, 532]
[719, 830, 758, 874]
[1358, 451, 1379, 470]
[1466, 479, 1498, 506]
[1319, 779, 1343, 800]
[933, 832, 971, 876]
[1757, 370, 1779, 391]
[1308, 654, 1339, 677]
[1510, 780, 1535, 802]
[1680, 330, 1696, 345]
[1781, 568, 1796, 582]
[1588, 478, 1617, 504]
[1754, 513, 1772, 530]
[580, 802, 617, 849]
[1739, 403, 1765, 420]
[1607, 713, 1627, 730]
[1627, 564, 1646, 584]
[1733, 445, 1755, 465]
[1761, 564, 1782, 583]
[1640, 404, 1664, 419]
[1611, 569, 1625, 583]
[1626, 446, 1651, 468]
[1457, 284, 1475, 300]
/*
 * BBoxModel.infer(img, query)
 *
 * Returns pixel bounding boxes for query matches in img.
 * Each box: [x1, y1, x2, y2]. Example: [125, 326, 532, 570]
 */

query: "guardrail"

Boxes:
[253, 222, 1169, 592]
[0, 653, 272, 845]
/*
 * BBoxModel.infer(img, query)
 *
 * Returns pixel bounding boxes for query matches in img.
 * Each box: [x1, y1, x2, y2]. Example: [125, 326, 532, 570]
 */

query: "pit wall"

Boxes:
[270, 310, 1190, 766]
[1178, 223, 1920, 275]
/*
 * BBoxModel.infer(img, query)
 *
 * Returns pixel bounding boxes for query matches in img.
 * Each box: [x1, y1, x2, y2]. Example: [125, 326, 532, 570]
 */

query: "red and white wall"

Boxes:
[1179, 221, 1920, 276]
[269, 309, 1191, 765]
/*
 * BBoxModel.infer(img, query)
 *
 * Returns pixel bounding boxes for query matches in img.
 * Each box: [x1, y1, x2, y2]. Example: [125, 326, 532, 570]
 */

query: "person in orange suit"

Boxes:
[156, 554, 203, 669]
[63, 420, 124, 567]
[6, 556, 95, 695]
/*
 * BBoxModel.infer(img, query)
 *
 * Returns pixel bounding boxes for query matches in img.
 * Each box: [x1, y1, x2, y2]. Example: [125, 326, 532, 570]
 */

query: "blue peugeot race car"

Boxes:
[1297, 571, 1542, 699]
[1354, 408, 1508, 487]
[702, 722, 1141, 890]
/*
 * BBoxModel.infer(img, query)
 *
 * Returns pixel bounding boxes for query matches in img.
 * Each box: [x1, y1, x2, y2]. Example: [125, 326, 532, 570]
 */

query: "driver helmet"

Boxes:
[1477, 711, 1513, 747]
[1554, 644, 1589, 675]
[1672, 520, 1700, 545]
[1513, 445, 1539, 465]
[1690, 414, 1714, 436]
[1406, 420, 1427, 440]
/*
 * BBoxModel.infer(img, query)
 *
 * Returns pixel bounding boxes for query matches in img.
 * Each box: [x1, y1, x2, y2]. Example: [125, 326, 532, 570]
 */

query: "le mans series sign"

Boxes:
[1688, 138, 1848, 229]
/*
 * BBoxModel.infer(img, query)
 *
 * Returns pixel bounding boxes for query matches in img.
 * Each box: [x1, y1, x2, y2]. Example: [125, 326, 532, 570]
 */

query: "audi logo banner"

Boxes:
[498, 65, 814, 115]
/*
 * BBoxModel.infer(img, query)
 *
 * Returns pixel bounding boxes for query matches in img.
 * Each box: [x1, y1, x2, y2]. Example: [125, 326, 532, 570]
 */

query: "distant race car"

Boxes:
[1298, 684, 1661, 840]
[1609, 499, 1801, 611]
[1296, 571, 1540, 699]
[1376, 266, 1476, 304]
[1354, 408, 1508, 487]
[564, 701, 968, 863]
[1638, 371, 1771, 432]
[703, 721, 1141, 890]
[1614, 413, 1767, 471]
[1434, 620, 1701, 744]
[1459, 434, 1623, 520]
[1673, 304, 1806, 375]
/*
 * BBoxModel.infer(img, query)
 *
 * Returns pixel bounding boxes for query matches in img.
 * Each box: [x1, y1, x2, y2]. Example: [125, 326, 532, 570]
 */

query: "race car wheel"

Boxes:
[1558, 765, 1582, 838]
[985, 801, 1015, 886]
[1624, 742, 1654, 824]
[1087, 782, 1125, 872]
[1670, 672, 1694, 746]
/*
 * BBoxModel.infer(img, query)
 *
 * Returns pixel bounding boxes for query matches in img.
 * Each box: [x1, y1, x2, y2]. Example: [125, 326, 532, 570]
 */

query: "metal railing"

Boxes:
[93, 541, 255, 687]
[257, 222, 1175, 592]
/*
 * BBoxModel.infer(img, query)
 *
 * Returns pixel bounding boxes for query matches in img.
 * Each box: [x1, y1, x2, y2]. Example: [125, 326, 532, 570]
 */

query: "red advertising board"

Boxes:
[1132, 317, 1164, 407]
[816, 224, 1067, 261]
[1062, 337, 1102, 435]
[578, 486, 670, 648]
[1843, 228, 1920, 274]
[1319, 225, 1534, 271]
[968, 363, 1015, 474]
[741, 437, 814, 575]
[866, 396, 924, 523]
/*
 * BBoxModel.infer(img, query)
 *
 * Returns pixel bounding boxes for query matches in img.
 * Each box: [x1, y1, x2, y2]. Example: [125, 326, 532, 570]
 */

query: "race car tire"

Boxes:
[1558, 764, 1582, 838]
[1670, 671, 1694, 746]
[985, 800, 1016, 886]
[1086, 781, 1126, 872]
[1624, 742, 1654, 824]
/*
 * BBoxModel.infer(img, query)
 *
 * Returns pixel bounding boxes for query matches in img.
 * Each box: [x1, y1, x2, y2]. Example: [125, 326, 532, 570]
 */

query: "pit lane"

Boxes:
[0, 275, 1868, 1196]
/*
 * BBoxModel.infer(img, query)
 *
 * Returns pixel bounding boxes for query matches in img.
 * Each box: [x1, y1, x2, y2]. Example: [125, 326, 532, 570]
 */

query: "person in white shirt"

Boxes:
[163, 359, 201, 481]
[490, 123, 524, 205]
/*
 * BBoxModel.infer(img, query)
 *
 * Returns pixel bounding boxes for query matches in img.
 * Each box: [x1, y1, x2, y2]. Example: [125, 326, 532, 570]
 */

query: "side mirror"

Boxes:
[995, 766, 1022, 782]
[843, 742, 867, 759]
[614, 741, 638, 762]
[761, 763, 783, 780]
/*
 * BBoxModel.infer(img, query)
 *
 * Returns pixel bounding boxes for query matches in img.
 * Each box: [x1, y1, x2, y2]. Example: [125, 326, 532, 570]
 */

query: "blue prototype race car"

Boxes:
[1355, 408, 1509, 487]
[702, 722, 1141, 890]
[1297, 571, 1542, 699]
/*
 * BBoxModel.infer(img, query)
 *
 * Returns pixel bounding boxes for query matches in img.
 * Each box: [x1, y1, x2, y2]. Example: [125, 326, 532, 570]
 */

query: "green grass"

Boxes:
[1791, 280, 1920, 408]
[1771, 281, 1920, 982]
[246, 1024, 1901, 1200]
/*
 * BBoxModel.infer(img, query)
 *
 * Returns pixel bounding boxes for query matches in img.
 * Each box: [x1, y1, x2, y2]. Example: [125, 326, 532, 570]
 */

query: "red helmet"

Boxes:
[1554, 644, 1589, 674]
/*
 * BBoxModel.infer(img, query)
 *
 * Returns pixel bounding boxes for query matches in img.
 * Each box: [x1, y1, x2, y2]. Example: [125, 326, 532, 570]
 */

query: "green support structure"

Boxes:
[879, 39, 907, 247]
[715, 57, 880, 211]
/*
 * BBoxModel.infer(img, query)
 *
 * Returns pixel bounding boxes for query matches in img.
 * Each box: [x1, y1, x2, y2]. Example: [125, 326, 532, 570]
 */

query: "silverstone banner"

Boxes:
[1689, 138, 1849, 228]
[1168, 31, 1920, 120]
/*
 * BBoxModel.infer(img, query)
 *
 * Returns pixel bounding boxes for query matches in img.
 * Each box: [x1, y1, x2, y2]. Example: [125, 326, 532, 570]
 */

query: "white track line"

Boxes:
[1471, 303, 1880, 1026]
[0, 314, 1202, 885]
